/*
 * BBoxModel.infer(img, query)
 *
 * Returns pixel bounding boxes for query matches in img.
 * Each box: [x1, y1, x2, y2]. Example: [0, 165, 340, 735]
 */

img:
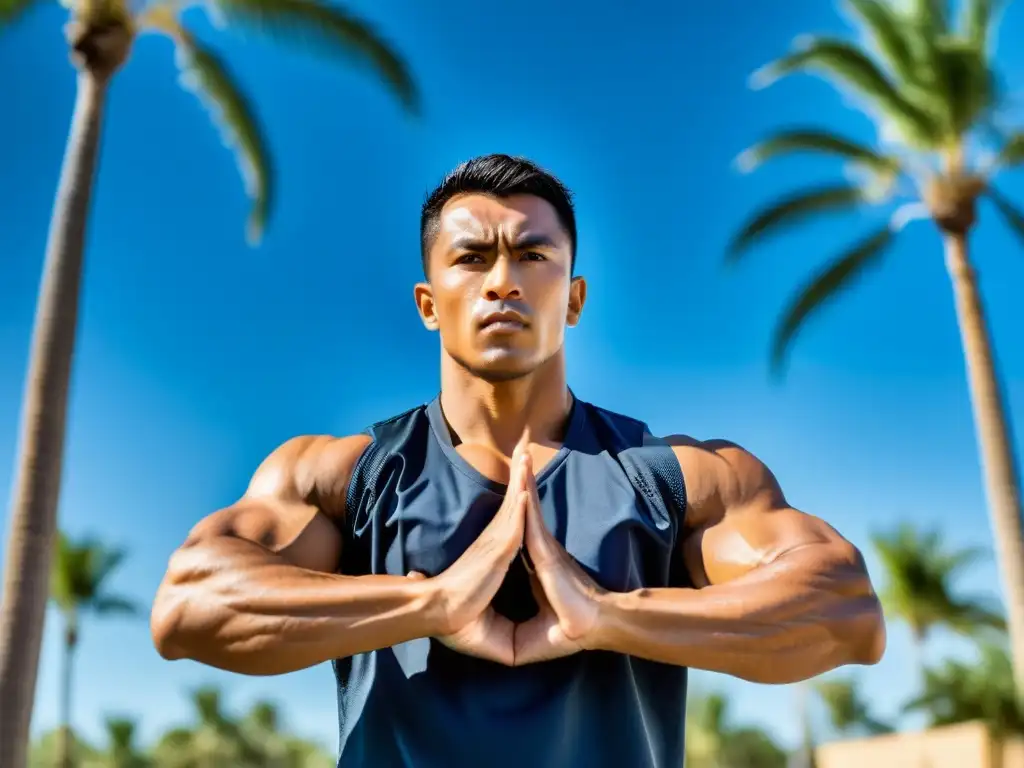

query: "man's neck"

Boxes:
[438, 352, 572, 454]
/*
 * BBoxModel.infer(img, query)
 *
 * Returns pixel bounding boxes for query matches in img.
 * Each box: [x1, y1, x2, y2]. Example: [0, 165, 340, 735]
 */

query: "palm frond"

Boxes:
[931, 38, 995, 136]
[0, 0, 35, 25]
[998, 133, 1024, 167]
[986, 187, 1024, 244]
[212, 0, 418, 113]
[752, 37, 940, 144]
[737, 128, 902, 175]
[959, 0, 997, 48]
[93, 595, 139, 615]
[175, 37, 273, 245]
[844, 0, 920, 86]
[728, 184, 866, 260]
[910, 0, 950, 35]
[770, 226, 894, 374]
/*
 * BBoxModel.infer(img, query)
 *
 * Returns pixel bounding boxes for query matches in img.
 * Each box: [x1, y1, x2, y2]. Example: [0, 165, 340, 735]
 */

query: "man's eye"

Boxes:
[455, 253, 484, 265]
[521, 251, 546, 261]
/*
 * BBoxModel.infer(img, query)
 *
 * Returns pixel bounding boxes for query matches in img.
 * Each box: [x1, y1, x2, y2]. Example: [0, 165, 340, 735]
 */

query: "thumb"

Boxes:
[406, 571, 428, 581]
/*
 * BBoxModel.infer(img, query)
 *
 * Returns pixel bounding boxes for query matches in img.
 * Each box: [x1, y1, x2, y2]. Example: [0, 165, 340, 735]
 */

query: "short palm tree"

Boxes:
[50, 533, 139, 768]
[82, 717, 151, 768]
[730, 0, 1024, 692]
[814, 676, 893, 738]
[152, 686, 256, 768]
[0, 0, 417, 762]
[905, 642, 1024, 737]
[686, 690, 787, 768]
[240, 700, 334, 767]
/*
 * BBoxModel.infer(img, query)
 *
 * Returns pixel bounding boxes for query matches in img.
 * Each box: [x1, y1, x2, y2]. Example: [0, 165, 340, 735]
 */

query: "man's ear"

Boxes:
[566, 276, 587, 327]
[414, 282, 439, 330]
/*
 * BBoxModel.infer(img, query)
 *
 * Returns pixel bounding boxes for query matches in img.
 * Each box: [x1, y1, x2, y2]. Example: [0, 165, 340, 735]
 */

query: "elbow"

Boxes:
[150, 584, 190, 661]
[850, 594, 887, 666]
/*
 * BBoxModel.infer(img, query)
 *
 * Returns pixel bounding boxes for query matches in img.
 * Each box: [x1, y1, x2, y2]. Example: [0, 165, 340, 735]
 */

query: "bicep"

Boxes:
[178, 433, 371, 574]
[672, 439, 852, 587]
[184, 499, 343, 574]
[684, 503, 843, 587]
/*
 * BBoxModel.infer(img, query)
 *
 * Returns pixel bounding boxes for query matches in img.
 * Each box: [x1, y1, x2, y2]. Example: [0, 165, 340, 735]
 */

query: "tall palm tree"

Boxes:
[50, 533, 139, 768]
[730, 0, 1024, 692]
[814, 676, 893, 738]
[0, 0, 418, 762]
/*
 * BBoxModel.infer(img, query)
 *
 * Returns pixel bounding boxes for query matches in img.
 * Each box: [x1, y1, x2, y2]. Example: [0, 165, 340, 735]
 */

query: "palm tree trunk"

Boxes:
[58, 624, 77, 768]
[944, 231, 1024, 696]
[0, 68, 110, 768]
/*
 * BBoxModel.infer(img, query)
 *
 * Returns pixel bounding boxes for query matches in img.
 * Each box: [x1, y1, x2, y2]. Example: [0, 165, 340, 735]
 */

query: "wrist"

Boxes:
[585, 589, 635, 652]
[404, 574, 450, 637]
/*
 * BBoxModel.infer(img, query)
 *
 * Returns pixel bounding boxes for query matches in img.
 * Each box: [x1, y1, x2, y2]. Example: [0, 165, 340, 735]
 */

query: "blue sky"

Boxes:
[3, 0, 1024, 754]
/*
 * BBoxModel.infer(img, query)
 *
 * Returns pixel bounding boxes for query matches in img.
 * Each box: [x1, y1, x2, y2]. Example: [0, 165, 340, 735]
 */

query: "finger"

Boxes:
[406, 571, 428, 581]
[525, 490, 560, 568]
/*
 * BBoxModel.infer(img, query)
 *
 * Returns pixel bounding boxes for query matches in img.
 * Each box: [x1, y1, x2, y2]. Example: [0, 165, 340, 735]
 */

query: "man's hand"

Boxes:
[407, 437, 530, 666]
[514, 457, 605, 665]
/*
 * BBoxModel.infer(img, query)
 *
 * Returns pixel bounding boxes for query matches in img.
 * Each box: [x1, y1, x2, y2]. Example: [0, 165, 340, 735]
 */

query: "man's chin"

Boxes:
[452, 350, 535, 383]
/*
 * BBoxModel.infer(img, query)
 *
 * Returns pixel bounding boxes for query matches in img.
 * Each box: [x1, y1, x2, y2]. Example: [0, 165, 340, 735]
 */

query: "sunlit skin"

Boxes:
[150, 191, 886, 683]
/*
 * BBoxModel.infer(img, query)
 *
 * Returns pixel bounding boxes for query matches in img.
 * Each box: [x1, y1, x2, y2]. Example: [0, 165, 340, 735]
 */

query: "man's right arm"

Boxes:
[150, 434, 446, 676]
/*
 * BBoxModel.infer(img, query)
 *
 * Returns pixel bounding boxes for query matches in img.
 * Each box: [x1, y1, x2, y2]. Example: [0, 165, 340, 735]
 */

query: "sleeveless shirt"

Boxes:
[333, 394, 690, 768]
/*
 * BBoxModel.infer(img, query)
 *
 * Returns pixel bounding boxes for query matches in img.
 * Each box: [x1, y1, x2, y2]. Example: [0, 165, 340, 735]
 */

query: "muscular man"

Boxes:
[151, 154, 885, 767]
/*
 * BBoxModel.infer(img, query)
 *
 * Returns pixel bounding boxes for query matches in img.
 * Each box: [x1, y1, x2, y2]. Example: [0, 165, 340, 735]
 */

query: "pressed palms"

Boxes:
[50, 533, 139, 768]
[0, 0, 417, 762]
[814, 676, 893, 738]
[731, 0, 1024, 690]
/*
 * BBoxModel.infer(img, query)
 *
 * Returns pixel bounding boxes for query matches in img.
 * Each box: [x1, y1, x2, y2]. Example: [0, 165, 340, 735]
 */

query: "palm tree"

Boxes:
[814, 676, 893, 738]
[905, 642, 1024, 737]
[730, 0, 1024, 692]
[152, 686, 259, 768]
[50, 533, 139, 768]
[82, 717, 150, 768]
[239, 700, 334, 768]
[0, 0, 418, 762]
[873, 522, 1005, 685]
[686, 690, 788, 768]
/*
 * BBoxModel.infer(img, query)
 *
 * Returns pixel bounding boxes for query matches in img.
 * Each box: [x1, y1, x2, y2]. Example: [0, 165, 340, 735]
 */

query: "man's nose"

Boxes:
[481, 255, 522, 300]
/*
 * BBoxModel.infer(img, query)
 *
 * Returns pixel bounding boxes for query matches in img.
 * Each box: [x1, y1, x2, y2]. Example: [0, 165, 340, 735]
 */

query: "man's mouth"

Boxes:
[479, 311, 528, 332]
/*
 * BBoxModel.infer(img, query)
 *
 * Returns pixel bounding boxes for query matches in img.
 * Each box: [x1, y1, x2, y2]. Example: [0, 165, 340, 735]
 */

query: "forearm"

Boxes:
[151, 537, 441, 675]
[590, 545, 885, 684]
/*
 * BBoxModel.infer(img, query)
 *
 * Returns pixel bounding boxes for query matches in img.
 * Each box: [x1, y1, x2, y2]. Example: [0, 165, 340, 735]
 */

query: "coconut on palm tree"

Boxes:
[730, 0, 1024, 691]
[50, 533, 139, 768]
[0, 0, 417, 762]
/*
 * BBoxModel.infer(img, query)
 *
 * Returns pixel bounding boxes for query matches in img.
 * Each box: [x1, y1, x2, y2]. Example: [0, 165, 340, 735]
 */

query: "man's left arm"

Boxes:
[586, 438, 886, 684]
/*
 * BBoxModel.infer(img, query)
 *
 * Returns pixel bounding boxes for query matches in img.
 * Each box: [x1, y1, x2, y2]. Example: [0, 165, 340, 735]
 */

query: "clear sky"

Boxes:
[3, 0, 1024, 755]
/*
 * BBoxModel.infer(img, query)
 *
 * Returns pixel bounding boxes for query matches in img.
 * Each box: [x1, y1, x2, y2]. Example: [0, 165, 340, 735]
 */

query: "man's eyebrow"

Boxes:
[448, 234, 492, 252]
[447, 232, 561, 252]
[514, 233, 559, 250]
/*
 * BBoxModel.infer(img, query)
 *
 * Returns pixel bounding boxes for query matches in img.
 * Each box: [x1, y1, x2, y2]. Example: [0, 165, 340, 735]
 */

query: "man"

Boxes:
[151, 154, 885, 767]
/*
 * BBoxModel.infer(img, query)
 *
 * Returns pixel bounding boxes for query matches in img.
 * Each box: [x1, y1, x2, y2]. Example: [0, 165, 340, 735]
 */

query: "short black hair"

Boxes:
[419, 154, 577, 276]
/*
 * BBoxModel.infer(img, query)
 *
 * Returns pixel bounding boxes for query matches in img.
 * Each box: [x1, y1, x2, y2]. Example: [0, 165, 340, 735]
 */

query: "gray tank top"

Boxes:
[334, 394, 690, 768]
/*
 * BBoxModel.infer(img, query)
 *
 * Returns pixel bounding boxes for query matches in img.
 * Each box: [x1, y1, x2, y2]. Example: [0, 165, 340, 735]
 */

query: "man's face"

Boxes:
[415, 193, 586, 382]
